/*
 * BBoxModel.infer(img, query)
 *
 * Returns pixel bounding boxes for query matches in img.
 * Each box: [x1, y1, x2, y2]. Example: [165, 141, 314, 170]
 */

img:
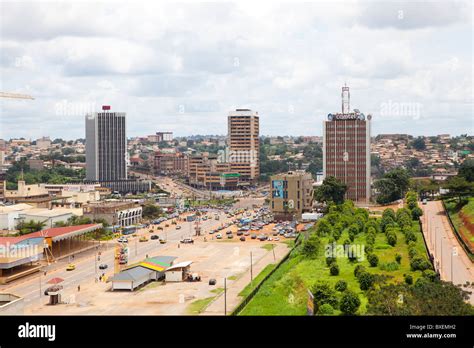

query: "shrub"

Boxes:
[335, 280, 348, 292]
[386, 231, 397, 246]
[422, 269, 438, 282]
[405, 230, 417, 244]
[365, 245, 373, 254]
[311, 282, 339, 308]
[317, 303, 334, 316]
[340, 290, 361, 315]
[404, 274, 413, 285]
[354, 265, 366, 278]
[410, 256, 431, 271]
[329, 262, 340, 276]
[302, 234, 321, 258]
[395, 254, 402, 264]
[411, 206, 423, 220]
[366, 234, 375, 246]
[358, 272, 375, 290]
[367, 253, 379, 267]
[326, 256, 336, 267]
[378, 261, 400, 272]
[408, 246, 418, 259]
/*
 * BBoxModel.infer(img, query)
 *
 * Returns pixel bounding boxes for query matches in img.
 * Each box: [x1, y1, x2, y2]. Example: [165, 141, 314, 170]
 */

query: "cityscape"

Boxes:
[0, 0, 473, 346]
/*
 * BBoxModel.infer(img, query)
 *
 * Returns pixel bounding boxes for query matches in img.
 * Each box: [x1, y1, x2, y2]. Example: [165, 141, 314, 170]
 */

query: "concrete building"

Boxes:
[26, 159, 44, 171]
[156, 132, 173, 142]
[187, 152, 240, 190]
[270, 171, 314, 221]
[0, 293, 24, 315]
[85, 106, 127, 181]
[228, 109, 260, 185]
[323, 86, 371, 203]
[35, 136, 52, 149]
[154, 152, 188, 176]
[83, 201, 142, 227]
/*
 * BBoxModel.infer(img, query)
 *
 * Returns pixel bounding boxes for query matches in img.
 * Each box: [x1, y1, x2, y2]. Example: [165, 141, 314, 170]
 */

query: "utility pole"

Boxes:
[250, 252, 253, 282]
[451, 247, 455, 284]
[224, 277, 227, 316]
[39, 267, 42, 302]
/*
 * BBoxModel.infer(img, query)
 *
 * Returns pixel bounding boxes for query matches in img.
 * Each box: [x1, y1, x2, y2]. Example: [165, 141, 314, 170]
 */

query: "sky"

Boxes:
[0, 0, 473, 140]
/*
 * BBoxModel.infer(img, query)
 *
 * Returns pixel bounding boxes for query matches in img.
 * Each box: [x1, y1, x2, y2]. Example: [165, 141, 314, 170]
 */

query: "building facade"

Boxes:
[83, 201, 142, 227]
[187, 152, 240, 190]
[270, 171, 314, 221]
[323, 86, 371, 203]
[85, 108, 127, 181]
[227, 109, 260, 185]
[154, 152, 188, 176]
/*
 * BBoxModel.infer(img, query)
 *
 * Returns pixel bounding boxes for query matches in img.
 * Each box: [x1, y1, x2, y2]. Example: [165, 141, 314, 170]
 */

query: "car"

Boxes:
[159, 238, 167, 244]
[274, 237, 280, 241]
[209, 230, 215, 234]
[117, 237, 128, 243]
[236, 231, 243, 236]
[267, 237, 273, 241]
[66, 264, 76, 271]
[422, 199, 427, 205]
[226, 230, 232, 235]
[176, 225, 182, 230]
[216, 233, 222, 239]
[239, 236, 246, 242]
[251, 234, 257, 239]
[244, 231, 250, 236]
[99, 264, 108, 270]
[139, 236, 148, 242]
[209, 278, 217, 285]
[180, 238, 194, 244]
[151, 235, 159, 240]
[227, 233, 234, 239]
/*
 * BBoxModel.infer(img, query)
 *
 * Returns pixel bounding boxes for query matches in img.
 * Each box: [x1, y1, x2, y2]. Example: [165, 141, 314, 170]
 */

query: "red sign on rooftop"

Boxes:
[102, 105, 111, 110]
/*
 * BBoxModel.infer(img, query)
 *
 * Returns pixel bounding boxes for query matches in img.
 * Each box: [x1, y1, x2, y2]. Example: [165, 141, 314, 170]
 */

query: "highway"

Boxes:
[421, 200, 474, 305]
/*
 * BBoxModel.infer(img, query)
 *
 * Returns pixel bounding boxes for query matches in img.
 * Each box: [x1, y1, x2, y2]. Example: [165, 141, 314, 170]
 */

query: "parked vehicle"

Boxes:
[99, 264, 108, 270]
[227, 234, 234, 239]
[151, 235, 159, 240]
[216, 233, 222, 239]
[251, 234, 257, 239]
[209, 278, 217, 285]
[240, 236, 246, 242]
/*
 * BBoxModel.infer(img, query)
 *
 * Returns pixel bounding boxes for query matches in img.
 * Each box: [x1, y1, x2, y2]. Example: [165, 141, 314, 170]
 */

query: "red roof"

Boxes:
[0, 224, 101, 245]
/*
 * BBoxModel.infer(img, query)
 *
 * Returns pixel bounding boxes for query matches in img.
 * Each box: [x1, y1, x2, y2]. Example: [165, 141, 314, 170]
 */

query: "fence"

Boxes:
[231, 234, 302, 316]
[441, 200, 474, 261]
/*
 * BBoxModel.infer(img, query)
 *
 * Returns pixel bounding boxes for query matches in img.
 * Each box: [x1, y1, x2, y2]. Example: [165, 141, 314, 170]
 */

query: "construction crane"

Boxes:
[0, 92, 34, 100]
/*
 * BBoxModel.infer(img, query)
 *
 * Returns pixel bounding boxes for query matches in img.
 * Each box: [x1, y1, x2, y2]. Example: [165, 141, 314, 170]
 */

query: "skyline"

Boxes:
[1, 1, 473, 139]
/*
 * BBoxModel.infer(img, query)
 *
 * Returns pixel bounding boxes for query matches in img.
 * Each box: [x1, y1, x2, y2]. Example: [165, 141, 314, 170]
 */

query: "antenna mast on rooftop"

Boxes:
[342, 84, 350, 114]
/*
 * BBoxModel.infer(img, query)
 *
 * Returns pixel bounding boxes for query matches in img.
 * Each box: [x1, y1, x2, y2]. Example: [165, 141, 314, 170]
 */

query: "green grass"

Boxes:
[186, 297, 216, 314]
[210, 287, 224, 294]
[239, 222, 429, 316]
[227, 275, 238, 281]
[261, 244, 275, 251]
[445, 198, 474, 246]
[238, 263, 276, 298]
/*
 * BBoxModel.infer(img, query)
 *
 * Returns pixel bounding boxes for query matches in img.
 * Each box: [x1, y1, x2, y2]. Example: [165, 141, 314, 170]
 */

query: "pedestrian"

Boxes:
[99, 276, 102, 282]
[77, 285, 80, 292]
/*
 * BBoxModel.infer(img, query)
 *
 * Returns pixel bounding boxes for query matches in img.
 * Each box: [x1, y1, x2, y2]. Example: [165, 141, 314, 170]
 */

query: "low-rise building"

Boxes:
[83, 201, 142, 226]
[270, 171, 314, 221]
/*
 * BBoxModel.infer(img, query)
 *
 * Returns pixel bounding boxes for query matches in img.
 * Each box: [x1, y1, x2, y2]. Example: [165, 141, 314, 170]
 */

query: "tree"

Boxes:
[302, 233, 321, 258]
[411, 137, 426, 151]
[375, 169, 410, 204]
[358, 272, 375, 290]
[340, 290, 361, 315]
[142, 203, 162, 219]
[444, 176, 474, 203]
[458, 159, 474, 182]
[367, 253, 379, 267]
[311, 282, 339, 309]
[317, 303, 335, 316]
[16, 220, 46, 235]
[314, 176, 348, 205]
[335, 280, 348, 293]
[329, 262, 340, 276]
[316, 219, 332, 237]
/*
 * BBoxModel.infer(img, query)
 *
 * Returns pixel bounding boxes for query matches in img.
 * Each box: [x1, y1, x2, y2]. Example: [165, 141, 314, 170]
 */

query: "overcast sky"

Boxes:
[0, 0, 472, 140]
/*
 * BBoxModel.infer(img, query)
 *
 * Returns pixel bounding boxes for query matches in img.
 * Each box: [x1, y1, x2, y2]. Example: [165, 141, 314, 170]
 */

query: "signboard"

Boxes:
[272, 180, 284, 199]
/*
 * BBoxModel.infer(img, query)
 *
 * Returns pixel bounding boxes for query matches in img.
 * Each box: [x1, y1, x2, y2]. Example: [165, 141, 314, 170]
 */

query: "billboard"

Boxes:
[272, 180, 284, 199]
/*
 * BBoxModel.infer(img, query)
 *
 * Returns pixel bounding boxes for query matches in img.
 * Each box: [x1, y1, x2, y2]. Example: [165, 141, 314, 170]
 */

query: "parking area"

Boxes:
[25, 234, 289, 315]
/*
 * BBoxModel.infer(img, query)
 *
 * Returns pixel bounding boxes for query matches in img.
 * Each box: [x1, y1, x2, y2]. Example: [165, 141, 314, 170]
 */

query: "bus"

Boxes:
[186, 214, 196, 222]
[122, 226, 137, 235]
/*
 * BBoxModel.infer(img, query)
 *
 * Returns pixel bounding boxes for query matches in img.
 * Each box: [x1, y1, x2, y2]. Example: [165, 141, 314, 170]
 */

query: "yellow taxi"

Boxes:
[66, 264, 76, 271]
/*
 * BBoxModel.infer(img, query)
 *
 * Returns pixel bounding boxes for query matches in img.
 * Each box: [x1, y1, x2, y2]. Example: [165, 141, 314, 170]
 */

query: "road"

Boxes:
[421, 200, 474, 304]
[0, 209, 240, 309]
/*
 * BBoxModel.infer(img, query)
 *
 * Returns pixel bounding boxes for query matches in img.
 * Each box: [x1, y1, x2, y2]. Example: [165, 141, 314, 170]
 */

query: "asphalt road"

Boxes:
[0, 208, 244, 308]
[421, 200, 474, 304]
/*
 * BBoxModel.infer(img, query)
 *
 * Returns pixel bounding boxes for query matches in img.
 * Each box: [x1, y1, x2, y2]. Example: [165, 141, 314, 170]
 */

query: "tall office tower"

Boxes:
[227, 109, 260, 185]
[323, 86, 371, 203]
[85, 106, 127, 181]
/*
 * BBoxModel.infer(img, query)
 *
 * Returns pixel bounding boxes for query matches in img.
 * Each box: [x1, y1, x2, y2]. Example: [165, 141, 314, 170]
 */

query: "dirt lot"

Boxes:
[26, 229, 292, 315]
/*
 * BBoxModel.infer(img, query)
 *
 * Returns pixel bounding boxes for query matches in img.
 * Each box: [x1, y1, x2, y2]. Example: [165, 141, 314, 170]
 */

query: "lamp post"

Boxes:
[224, 277, 227, 316]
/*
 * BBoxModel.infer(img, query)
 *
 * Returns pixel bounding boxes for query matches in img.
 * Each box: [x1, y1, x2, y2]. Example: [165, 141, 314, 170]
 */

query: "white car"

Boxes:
[118, 237, 128, 243]
[216, 233, 222, 239]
